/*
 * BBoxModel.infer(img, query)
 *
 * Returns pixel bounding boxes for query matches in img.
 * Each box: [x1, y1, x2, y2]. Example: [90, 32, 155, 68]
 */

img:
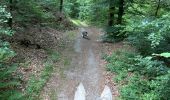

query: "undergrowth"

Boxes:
[24, 49, 60, 100]
[104, 49, 170, 100]
[66, 31, 77, 40]
[0, 6, 23, 100]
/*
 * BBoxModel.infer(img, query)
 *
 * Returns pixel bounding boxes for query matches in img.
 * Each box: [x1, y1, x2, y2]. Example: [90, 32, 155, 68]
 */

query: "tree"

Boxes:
[108, 0, 115, 26]
[0, 5, 22, 99]
[117, 0, 124, 24]
[59, 0, 64, 21]
[8, 0, 12, 28]
[155, 0, 161, 17]
[60, 0, 64, 13]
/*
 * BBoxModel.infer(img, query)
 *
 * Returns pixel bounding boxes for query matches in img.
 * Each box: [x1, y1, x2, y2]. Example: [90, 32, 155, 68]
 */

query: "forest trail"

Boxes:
[58, 27, 105, 100]
[41, 27, 121, 100]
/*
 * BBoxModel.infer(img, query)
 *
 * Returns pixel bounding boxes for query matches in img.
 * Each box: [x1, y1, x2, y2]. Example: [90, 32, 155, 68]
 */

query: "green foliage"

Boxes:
[0, 6, 22, 100]
[159, 52, 170, 58]
[0, 6, 13, 36]
[39, 0, 59, 12]
[105, 50, 137, 83]
[101, 25, 125, 42]
[106, 2, 170, 99]
[65, 0, 93, 21]
[64, 0, 78, 18]
[13, 0, 56, 25]
[25, 50, 60, 100]
[25, 62, 54, 100]
[46, 49, 60, 62]
[50, 53, 60, 62]
[120, 74, 151, 100]
[65, 0, 108, 25]
[124, 12, 170, 55]
[105, 49, 136, 74]
[105, 50, 170, 100]
[132, 56, 168, 77]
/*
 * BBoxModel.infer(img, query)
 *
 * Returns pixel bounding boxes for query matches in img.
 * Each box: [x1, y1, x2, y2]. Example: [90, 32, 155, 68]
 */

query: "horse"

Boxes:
[74, 83, 112, 100]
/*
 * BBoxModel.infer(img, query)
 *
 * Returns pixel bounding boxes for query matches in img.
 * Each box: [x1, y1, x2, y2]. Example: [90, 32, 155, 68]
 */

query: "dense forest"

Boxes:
[0, 0, 170, 100]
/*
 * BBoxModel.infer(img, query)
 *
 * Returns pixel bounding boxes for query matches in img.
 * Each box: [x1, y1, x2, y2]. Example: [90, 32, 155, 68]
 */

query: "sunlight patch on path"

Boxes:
[70, 19, 88, 27]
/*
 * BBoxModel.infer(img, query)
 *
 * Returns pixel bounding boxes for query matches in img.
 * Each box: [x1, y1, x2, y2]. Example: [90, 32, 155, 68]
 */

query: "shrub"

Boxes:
[0, 5, 22, 100]
[25, 62, 54, 100]
[105, 50, 170, 100]
[133, 56, 168, 78]
[105, 49, 137, 73]
[124, 13, 170, 55]
[101, 25, 125, 43]
[24, 50, 60, 100]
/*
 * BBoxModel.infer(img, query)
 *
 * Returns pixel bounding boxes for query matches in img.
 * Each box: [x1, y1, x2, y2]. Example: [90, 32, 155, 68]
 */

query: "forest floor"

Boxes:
[40, 27, 123, 100]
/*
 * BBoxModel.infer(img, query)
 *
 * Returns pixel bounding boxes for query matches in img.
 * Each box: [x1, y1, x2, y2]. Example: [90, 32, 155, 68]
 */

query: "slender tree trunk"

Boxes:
[117, 0, 124, 24]
[108, 0, 115, 27]
[155, 0, 161, 17]
[59, 0, 63, 13]
[8, 0, 12, 29]
[59, 0, 64, 21]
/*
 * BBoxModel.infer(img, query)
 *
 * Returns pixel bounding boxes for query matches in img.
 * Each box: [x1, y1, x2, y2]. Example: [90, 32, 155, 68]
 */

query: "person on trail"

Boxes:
[80, 28, 90, 40]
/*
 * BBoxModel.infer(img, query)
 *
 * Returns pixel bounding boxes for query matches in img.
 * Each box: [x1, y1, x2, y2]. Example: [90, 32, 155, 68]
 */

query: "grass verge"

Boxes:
[66, 31, 77, 40]
[24, 49, 60, 100]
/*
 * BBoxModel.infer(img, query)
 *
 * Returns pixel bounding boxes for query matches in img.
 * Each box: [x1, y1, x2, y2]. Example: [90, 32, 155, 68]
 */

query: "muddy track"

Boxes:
[41, 27, 121, 100]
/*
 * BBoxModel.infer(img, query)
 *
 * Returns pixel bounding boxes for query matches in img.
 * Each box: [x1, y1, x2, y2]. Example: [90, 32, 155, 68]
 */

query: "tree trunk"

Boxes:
[155, 0, 161, 17]
[108, 0, 115, 26]
[117, 0, 124, 24]
[59, 0, 64, 21]
[8, 0, 12, 29]
[60, 0, 63, 13]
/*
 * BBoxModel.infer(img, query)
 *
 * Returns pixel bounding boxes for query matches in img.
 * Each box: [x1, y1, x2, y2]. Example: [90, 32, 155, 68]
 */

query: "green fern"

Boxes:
[0, 5, 22, 100]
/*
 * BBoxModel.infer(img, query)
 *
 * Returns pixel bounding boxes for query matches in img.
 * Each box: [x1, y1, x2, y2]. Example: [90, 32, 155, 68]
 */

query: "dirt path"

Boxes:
[41, 27, 121, 100]
[57, 27, 105, 100]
